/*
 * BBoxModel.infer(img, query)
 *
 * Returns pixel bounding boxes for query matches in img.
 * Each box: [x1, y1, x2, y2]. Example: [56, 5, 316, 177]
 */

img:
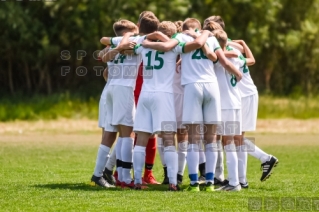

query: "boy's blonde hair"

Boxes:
[158, 21, 177, 38]
[174, 20, 183, 33]
[138, 11, 155, 24]
[214, 29, 228, 48]
[182, 18, 201, 31]
[204, 15, 225, 30]
[203, 21, 223, 32]
[113, 19, 138, 36]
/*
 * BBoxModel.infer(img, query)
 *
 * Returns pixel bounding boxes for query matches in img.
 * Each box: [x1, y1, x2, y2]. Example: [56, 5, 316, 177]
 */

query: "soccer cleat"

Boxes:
[177, 174, 183, 185]
[168, 184, 180, 191]
[134, 183, 142, 190]
[162, 167, 169, 185]
[216, 183, 241, 192]
[90, 175, 115, 188]
[203, 182, 215, 192]
[221, 179, 229, 186]
[121, 180, 135, 189]
[213, 178, 224, 187]
[260, 156, 279, 182]
[143, 170, 160, 184]
[240, 182, 249, 189]
[198, 176, 206, 184]
[184, 183, 200, 192]
[103, 168, 115, 185]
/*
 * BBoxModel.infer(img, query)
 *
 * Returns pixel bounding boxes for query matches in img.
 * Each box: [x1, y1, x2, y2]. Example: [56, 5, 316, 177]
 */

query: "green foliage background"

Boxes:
[0, 0, 319, 121]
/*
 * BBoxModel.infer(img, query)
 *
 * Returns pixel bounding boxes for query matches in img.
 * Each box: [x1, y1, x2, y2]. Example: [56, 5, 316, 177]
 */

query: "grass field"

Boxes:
[1, 120, 319, 211]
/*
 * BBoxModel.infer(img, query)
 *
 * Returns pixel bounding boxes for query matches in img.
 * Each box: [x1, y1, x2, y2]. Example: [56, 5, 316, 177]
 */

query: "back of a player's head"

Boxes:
[138, 11, 155, 25]
[139, 15, 159, 34]
[214, 29, 228, 48]
[174, 20, 183, 33]
[113, 19, 138, 36]
[182, 18, 201, 31]
[204, 15, 225, 30]
[203, 21, 223, 32]
[158, 21, 177, 38]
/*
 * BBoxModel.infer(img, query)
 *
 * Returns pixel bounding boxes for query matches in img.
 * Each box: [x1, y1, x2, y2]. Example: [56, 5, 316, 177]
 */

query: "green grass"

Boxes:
[1, 133, 319, 211]
[1, 94, 319, 121]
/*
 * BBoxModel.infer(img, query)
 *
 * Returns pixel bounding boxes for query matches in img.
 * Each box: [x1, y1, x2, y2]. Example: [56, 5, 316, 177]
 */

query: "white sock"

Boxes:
[115, 137, 123, 182]
[199, 140, 206, 164]
[237, 145, 248, 184]
[244, 138, 271, 163]
[157, 137, 166, 166]
[186, 144, 199, 184]
[215, 140, 224, 181]
[93, 144, 111, 177]
[105, 148, 116, 171]
[177, 140, 187, 175]
[205, 143, 218, 183]
[224, 143, 239, 186]
[164, 146, 178, 185]
[121, 137, 134, 184]
[133, 146, 146, 184]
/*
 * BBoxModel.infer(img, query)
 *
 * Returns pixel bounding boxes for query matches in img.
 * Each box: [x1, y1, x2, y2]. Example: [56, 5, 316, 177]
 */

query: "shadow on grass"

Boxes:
[33, 183, 176, 192]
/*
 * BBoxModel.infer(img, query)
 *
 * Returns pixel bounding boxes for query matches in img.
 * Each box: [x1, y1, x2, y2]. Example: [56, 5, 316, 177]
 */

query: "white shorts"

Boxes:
[174, 93, 184, 129]
[98, 97, 106, 128]
[241, 93, 258, 131]
[219, 109, 242, 135]
[105, 85, 135, 129]
[182, 82, 221, 124]
[134, 91, 176, 134]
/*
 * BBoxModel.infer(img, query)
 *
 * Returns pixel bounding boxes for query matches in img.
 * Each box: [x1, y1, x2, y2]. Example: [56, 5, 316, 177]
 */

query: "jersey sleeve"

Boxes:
[133, 35, 146, 44]
[173, 42, 186, 54]
[110, 36, 145, 46]
[207, 37, 221, 52]
[134, 44, 144, 55]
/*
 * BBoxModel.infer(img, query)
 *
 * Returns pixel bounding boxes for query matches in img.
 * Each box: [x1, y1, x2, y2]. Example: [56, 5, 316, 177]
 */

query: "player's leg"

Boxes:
[157, 134, 168, 184]
[242, 94, 278, 181]
[103, 146, 117, 185]
[176, 128, 188, 185]
[214, 134, 225, 186]
[198, 138, 206, 184]
[234, 133, 248, 188]
[143, 135, 160, 184]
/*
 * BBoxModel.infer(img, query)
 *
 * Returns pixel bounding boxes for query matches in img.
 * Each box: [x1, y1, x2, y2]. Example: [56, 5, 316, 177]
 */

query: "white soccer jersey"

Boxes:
[108, 36, 146, 89]
[134, 43, 179, 93]
[227, 46, 258, 97]
[214, 57, 242, 110]
[174, 33, 220, 85]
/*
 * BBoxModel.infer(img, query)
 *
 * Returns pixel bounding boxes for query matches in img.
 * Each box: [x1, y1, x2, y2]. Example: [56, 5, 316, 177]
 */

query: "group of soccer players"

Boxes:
[91, 11, 279, 192]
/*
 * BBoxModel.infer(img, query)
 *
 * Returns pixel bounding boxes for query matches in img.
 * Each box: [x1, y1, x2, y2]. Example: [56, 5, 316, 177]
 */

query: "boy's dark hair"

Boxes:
[139, 16, 159, 34]
[182, 18, 201, 31]
[113, 19, 138, 36]
[204, 15, 225, 30]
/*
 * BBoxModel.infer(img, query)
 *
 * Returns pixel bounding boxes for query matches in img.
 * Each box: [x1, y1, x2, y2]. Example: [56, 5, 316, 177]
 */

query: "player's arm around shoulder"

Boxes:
[232, 40, 255, 66]
[215, 48, 242, 82]
[182, 30, 211, 53]
[142, 38, 179, 52]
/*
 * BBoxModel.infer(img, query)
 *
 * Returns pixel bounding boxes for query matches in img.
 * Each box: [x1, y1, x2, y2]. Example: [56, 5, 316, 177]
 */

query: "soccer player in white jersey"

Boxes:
[134, 21, 211, 191]
[143, 18, 242, 192]
[206, 16, 279, 184]
[91, 20, 140, 188]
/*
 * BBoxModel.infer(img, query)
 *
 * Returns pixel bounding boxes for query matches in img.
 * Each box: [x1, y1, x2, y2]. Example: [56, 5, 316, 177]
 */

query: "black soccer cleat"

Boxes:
[240, 182, 249, 189]
[213, 178, 224, 187]
[260, 156, 279, 182]
[103, 168, 116, 185]
[162, 167, 169, 185]
[91, 175, 114, 188]
[177, 174, 183, 185]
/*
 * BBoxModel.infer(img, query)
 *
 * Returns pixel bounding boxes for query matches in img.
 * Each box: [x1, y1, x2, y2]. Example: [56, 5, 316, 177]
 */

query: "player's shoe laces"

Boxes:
[143, 170, 160, 184]
[240, 182, 249, 189]
[168, 184, 180, 191]
[90, 175, 115, 188]
[198, 176, 206, 184]
[177, 174, 183, 185]
[260, 156, 279, 182]
[184, 183, 200, 192]
[204, 182, 215, 192]
[216, 183, 241, 192]
[103, 168, 115, 185]
[121, 180, 135, 189]
[162, 167, 169, 184]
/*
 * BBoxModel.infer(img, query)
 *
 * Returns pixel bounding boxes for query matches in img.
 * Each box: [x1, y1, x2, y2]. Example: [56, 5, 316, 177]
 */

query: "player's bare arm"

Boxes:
[142, 38, 179, 52]
[183, 30, 211, 53]
[146, 31, 170, 42]
[227, 41, 244, 53]
[100, 37, 111, 45]
[224, 50, 238, 58]
[102, 32, 136, 62]
[215, 49, 242, 82]
[233, 40, 255, 66]
[201, 43, 218, 62]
